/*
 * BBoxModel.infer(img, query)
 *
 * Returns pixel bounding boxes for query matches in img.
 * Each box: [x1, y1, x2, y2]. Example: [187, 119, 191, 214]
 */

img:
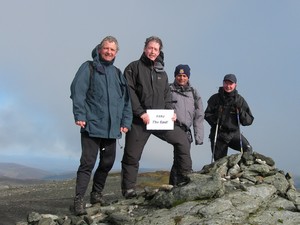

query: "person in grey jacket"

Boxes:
[169, 64, 204, 185]
[70, 36, 132, 216]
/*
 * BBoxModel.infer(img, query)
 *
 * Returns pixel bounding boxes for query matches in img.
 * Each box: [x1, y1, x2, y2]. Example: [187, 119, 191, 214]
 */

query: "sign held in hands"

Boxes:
[146, 109, 174, 130]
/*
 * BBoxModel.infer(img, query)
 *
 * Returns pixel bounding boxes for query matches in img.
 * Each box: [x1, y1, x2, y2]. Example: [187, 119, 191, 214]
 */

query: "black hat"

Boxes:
[174, 64, 191, 78]
[223, 74, 237, 83]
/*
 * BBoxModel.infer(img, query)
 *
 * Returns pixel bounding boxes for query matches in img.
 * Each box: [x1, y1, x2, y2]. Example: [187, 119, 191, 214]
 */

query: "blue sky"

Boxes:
[1, 1, 299, 176]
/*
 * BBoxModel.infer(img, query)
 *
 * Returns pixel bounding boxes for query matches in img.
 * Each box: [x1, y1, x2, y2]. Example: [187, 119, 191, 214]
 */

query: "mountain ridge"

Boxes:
[0, 162, 172, 181]
[0, 162, 53, 180]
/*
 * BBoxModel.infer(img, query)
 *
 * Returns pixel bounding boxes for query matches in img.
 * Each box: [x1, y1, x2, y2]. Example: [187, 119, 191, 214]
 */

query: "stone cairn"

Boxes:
[17, 152, 300, 225]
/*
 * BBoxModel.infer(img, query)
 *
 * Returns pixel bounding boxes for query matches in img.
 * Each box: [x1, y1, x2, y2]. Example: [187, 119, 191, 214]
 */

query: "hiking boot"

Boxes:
[90, 191, 104, 205]
[177, 174, 191, 186]
[245, 145, 253, 154]
[74, 195, 87, 216]
[122, 189, 137, 199]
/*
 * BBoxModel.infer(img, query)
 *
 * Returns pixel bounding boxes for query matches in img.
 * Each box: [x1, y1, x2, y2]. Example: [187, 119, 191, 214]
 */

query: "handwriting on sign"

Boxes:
[146, 109, 174, 130]
[152, 115, 168, 124]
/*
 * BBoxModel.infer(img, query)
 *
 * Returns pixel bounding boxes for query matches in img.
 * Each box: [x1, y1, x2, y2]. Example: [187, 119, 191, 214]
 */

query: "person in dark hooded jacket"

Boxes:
[121, 36, 192, 198]
[70, 36, 132, 216]
[205, 74, 254, 161]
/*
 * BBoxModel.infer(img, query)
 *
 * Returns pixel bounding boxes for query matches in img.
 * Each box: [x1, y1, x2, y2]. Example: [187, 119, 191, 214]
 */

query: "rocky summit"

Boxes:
[16, 152, 300, 225]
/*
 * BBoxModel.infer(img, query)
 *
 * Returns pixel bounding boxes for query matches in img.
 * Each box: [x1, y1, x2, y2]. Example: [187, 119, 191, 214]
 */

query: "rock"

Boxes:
[38, 217, 56, 225]
[264, 172, 290, 195]
[14, 153, 300, 225]
[16, 222, 28, 225]
[227, 163, 241, 177]
[27, 212, 42, 223]
[286, 188, 300, 211]
[253, 151, 275, 166]
[227, 153, 242, 167]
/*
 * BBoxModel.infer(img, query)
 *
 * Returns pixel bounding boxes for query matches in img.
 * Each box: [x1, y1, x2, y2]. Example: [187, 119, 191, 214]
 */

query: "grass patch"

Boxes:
[137, 171, 170, 188]
[108, 170, 170, 188]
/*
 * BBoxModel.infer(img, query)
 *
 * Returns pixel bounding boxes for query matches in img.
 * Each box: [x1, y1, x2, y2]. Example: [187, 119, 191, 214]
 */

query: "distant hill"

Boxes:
[43, 171, 76, 180]
[0, 176, 49, 188]
[0, 162, 53, 180]
[0, 163, 155, 181]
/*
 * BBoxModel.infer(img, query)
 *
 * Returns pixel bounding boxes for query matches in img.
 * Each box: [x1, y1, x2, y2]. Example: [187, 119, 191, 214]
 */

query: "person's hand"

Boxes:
[171, 113, 177, 122]
[120, 127, 129, 133]
[75, 121, 86, 128]
[234, 105, 242, 113]
[233, 101, 242, 112]
[140, 113, 150, 124]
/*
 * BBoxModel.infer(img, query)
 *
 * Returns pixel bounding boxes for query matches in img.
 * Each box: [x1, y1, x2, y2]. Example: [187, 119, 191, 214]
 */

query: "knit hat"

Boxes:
[223, 74, 237, 83]
[174, 64, 191, 78]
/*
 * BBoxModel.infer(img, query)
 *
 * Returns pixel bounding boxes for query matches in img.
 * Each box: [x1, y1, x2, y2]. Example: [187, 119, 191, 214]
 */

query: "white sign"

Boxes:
[146, 109, 174, 130]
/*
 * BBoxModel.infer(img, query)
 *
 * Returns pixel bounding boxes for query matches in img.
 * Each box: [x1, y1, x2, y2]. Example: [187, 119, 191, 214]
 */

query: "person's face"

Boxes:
[175, 74, 189, 86]
[144, 41, 160, 61]
[223, 80, 237, 93]
[98, 41, 118, 62]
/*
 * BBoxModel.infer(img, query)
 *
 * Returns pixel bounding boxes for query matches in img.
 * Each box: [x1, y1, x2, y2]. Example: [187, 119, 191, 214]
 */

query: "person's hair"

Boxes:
[99, 36, 119, 51]
[144, 36, 163, 50]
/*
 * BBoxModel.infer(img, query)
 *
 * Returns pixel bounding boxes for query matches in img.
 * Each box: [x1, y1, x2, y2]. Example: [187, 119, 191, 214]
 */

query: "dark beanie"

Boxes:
[174, 64, 191, 78]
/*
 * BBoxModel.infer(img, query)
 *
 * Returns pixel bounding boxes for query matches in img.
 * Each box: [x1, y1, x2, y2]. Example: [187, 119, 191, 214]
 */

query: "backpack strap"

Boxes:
[87, 61, 94, 95]
[190, 86, 199, 110]
[116, 67, 123, 83]
[169, 84, 189, 97]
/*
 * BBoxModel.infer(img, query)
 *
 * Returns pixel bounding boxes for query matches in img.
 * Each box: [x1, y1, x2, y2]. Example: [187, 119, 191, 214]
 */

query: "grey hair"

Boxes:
[99, 36, 119, 51]
[144, 36, 163, 50]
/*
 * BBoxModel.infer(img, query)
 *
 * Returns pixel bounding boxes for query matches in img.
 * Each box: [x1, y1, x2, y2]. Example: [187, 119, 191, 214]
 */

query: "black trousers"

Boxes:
[75, 132, 116, 197]
[210, 131, 251, 161]
[121, 122, 191, 190]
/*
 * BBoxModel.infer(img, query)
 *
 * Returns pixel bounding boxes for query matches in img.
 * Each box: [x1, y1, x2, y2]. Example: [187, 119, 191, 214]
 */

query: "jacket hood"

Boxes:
[140, 51, 165, 67]
[91, 45, 115, 73]
[218, 87, 238, 105]
[218, 87, 238, 96]
[156, 51, 164, 66]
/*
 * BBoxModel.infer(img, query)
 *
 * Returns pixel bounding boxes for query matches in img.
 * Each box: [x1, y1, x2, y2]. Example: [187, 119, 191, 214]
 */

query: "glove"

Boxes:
[235, 106, 242, 114]
[187, 130, 193, 143]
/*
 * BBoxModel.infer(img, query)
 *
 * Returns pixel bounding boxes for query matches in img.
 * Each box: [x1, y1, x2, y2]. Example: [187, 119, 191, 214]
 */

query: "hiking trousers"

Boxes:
[211, 131, 252, 161]
[121, 122, 191, 190]
[75, 132, 116, 197]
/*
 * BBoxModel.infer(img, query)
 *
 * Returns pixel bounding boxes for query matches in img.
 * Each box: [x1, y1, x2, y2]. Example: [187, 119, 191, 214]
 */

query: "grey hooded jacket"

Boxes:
[170, 82, 204, 145]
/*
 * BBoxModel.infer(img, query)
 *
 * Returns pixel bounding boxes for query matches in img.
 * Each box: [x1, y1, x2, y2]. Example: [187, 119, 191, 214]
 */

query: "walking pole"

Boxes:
[211, 106, 222, 163]
[236, 108, 243, 154]
[211, 117, 220, 163]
